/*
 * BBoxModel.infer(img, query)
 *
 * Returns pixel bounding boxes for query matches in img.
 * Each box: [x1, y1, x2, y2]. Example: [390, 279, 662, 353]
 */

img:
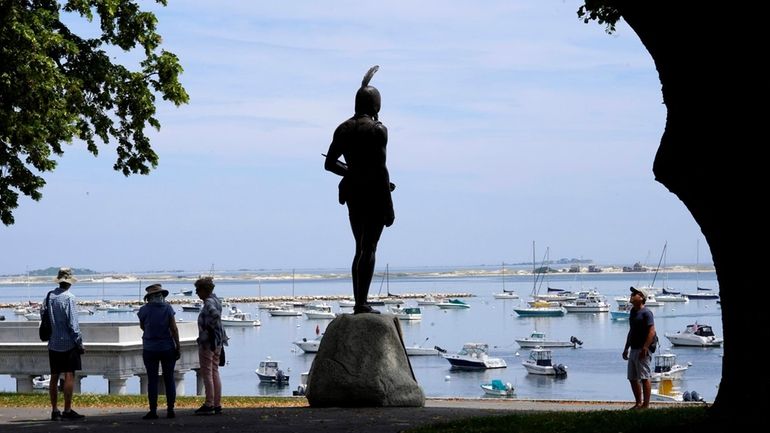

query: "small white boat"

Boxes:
[656, 294, 689, 303]
[652, 378, 706, 402]
[651, 352, 689, 382]
[515, 331, 581, 348]
[77, 308, 94, 315]
[269, 305, 303, 317]
[293, 335, 322, 353]
[665, 323, 723, 347]
[416, 296, 440, 305]
[436, 299, 471, 309]
[255, 359, 290, 384]
[522, 347, 568, 376]
[303, 304, 336, 319]
[180, 302, 202, 312]
[405, 343, 441, 356]
[337, 299, 355, 308]
[480, 379, 514, 397]
[493, 291, 520, 300]
[221, 309, 260, 327]
[442, 343, 507, 370]
[32, 375, 51, 389]
[390, 306, 422, 320]
[24, 312, 41, 321]
[257, 303, 281, 310]
[562, 290, 610, 313]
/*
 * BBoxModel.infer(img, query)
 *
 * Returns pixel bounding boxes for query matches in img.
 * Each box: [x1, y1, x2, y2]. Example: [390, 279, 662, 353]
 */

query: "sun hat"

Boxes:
[630, 286, 646, 302]
[54, 267, 77, 284]
[144, 283, 169, 300]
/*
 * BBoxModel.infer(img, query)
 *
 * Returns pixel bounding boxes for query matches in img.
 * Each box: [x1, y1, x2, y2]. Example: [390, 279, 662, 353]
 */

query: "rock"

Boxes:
[306, 313, 425, 407]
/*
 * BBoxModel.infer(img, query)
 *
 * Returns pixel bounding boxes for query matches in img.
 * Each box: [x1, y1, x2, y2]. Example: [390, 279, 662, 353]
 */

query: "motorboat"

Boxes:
[610, 303, 632, 321]
[405, 338, 442, 356]
[521, 347, 567, 376]
[390, 306, 422, 320]
[665, 323, 723, 347]
[442, 343, 506, 370]
[533, 291, 578, 303]
[562, 290, 610, 313]
[651, 378, 704, 402]
[436, 299, 471, 309]
[105, 304, 135, 313]
[513, 303, 566, 317]
[416, 296, 441, 305]
[222, 308, 261, 327]
[480, 379, 514, 397]
[77, 307, 95, 315]
[303, 304, 336, 320]
[180, 302, 202, 312]
[255, 359, 290, 384]
[293, 335, 322, 353]
[268, 305, 303, 317]
[337, 299, 355, 308]
[24, 312, 41, 321]
[32, 375, 51, 389]
[651, 352, 689, 382]
[515, 331, 582, 348]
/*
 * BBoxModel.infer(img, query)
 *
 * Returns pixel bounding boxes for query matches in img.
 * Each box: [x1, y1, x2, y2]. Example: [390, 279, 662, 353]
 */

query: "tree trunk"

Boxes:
[617, 0, 765, 423]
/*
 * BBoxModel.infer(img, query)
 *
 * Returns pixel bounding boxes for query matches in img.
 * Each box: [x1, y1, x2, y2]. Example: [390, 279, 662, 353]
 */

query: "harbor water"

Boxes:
[0, 268, 722, 401]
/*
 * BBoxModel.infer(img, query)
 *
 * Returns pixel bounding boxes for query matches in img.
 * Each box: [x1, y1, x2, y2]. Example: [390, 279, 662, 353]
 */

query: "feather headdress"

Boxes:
[361, 65, 379, 87]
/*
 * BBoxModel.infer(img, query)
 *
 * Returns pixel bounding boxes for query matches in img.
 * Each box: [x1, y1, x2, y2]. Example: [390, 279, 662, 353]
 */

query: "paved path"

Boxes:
[0, 398, 692, 433]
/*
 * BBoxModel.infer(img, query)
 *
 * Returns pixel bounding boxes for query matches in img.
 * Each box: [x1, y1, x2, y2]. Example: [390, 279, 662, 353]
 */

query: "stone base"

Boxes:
[306, 313, 425, 407]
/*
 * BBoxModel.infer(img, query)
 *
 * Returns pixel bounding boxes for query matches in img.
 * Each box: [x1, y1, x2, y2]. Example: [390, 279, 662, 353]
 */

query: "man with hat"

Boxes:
[622, 286, 656, 409]
[44, 267, 85, 420]
[137, 283, 180, 419]
[324, 65, 396, 314]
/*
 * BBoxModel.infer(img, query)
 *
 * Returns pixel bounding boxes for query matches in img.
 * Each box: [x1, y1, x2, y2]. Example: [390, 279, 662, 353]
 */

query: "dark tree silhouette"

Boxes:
[580, 0, 764, 424]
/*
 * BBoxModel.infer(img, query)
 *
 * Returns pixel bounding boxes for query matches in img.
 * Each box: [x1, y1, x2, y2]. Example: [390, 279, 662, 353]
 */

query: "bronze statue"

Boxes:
[325, 66, 395, 314]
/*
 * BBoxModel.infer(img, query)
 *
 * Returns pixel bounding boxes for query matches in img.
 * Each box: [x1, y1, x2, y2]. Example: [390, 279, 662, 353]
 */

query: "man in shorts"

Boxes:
[45, 268, 86, 420]
[622, 286, 656, 409]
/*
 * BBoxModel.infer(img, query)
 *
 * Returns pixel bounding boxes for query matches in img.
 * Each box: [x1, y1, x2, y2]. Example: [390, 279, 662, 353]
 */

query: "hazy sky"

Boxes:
[1, 1, 712, 275]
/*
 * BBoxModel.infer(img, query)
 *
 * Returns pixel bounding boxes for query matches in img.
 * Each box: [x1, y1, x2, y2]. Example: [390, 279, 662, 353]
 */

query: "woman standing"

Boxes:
[194, 277, 227, 415]
[137, 284, 180, 419]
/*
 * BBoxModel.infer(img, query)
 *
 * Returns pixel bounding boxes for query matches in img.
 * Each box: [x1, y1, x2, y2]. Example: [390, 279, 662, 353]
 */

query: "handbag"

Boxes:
[39, 291, 53, 342]
[649, 333, 659, 353]
[218, 346, 226, 366]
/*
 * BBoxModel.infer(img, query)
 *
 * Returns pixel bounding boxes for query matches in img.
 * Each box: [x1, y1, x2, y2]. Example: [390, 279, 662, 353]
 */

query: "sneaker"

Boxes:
[213, 406, 222, 415]
[194, 404, 214, 415]
[61, 409, 85, 420]
[142, 411, 158, 420]
[166, 408, 176, 419]
[51, 410, 62, 421]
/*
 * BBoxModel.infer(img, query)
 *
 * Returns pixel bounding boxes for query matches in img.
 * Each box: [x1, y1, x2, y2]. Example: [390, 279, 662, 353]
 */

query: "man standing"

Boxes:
[622, 286, 656, 409]
[324, 65, 395, 314]
[44, 267, 85, 420]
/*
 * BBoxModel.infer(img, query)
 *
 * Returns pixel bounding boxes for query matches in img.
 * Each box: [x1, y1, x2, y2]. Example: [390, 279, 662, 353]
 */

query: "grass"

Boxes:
[406, 407, 714, 433]
[0, 392, 307, 409]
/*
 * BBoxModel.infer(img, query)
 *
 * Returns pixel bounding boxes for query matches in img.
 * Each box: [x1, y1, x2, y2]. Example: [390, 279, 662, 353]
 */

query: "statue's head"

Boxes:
[355, 65, 381, 116]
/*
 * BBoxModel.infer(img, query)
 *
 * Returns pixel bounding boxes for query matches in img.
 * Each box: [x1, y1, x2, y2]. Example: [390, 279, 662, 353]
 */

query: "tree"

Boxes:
[579, 0, 764, 424]
[0, 0, 188, 225]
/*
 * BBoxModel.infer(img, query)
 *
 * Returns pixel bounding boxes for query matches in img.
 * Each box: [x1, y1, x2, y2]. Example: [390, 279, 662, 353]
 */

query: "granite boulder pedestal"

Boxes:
[305, 313, 425, 407]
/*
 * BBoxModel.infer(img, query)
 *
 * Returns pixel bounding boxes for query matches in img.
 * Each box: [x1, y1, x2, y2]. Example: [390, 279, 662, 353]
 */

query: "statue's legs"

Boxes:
[349, 215, 384, 314]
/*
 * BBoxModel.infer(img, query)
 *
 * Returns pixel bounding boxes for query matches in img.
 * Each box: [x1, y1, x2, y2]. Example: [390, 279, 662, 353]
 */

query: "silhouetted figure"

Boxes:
[325, 66, 395, 315]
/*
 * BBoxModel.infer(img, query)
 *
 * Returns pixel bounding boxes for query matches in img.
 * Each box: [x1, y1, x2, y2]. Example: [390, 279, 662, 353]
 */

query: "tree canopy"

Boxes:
[0, 0, 188, 225]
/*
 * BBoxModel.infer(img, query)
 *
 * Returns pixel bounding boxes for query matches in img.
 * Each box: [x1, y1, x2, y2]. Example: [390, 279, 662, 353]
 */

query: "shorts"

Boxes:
[627, 348, 651, 381]
[49, 348, 82, 374]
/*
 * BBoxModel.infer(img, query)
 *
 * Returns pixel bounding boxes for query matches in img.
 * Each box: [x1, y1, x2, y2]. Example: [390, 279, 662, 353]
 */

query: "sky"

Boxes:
[0, 1, 712, 275]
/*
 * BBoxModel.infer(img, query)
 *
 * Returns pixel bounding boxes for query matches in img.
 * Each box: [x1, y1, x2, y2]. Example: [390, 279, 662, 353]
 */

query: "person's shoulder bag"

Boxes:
[39, 291, 54, 341]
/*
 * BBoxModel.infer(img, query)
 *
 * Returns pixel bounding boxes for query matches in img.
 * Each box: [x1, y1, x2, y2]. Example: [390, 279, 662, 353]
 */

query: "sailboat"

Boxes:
[514, 242, 567, 317]
[373, 264, 403, 304]
[493, 262, 519, 299]
[685, 239, 719, 300]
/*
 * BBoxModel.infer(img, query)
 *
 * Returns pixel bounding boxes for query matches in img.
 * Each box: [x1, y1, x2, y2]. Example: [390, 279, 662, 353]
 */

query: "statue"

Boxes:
[324, 65, 395, 315]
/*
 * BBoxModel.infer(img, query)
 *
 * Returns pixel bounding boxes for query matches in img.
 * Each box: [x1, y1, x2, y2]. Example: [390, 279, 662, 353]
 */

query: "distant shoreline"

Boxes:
[0, 265, 716, 286]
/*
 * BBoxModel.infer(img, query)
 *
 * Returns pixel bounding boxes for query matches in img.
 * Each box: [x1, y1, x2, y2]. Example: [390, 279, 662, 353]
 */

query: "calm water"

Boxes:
[0, 269, 723, 401]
